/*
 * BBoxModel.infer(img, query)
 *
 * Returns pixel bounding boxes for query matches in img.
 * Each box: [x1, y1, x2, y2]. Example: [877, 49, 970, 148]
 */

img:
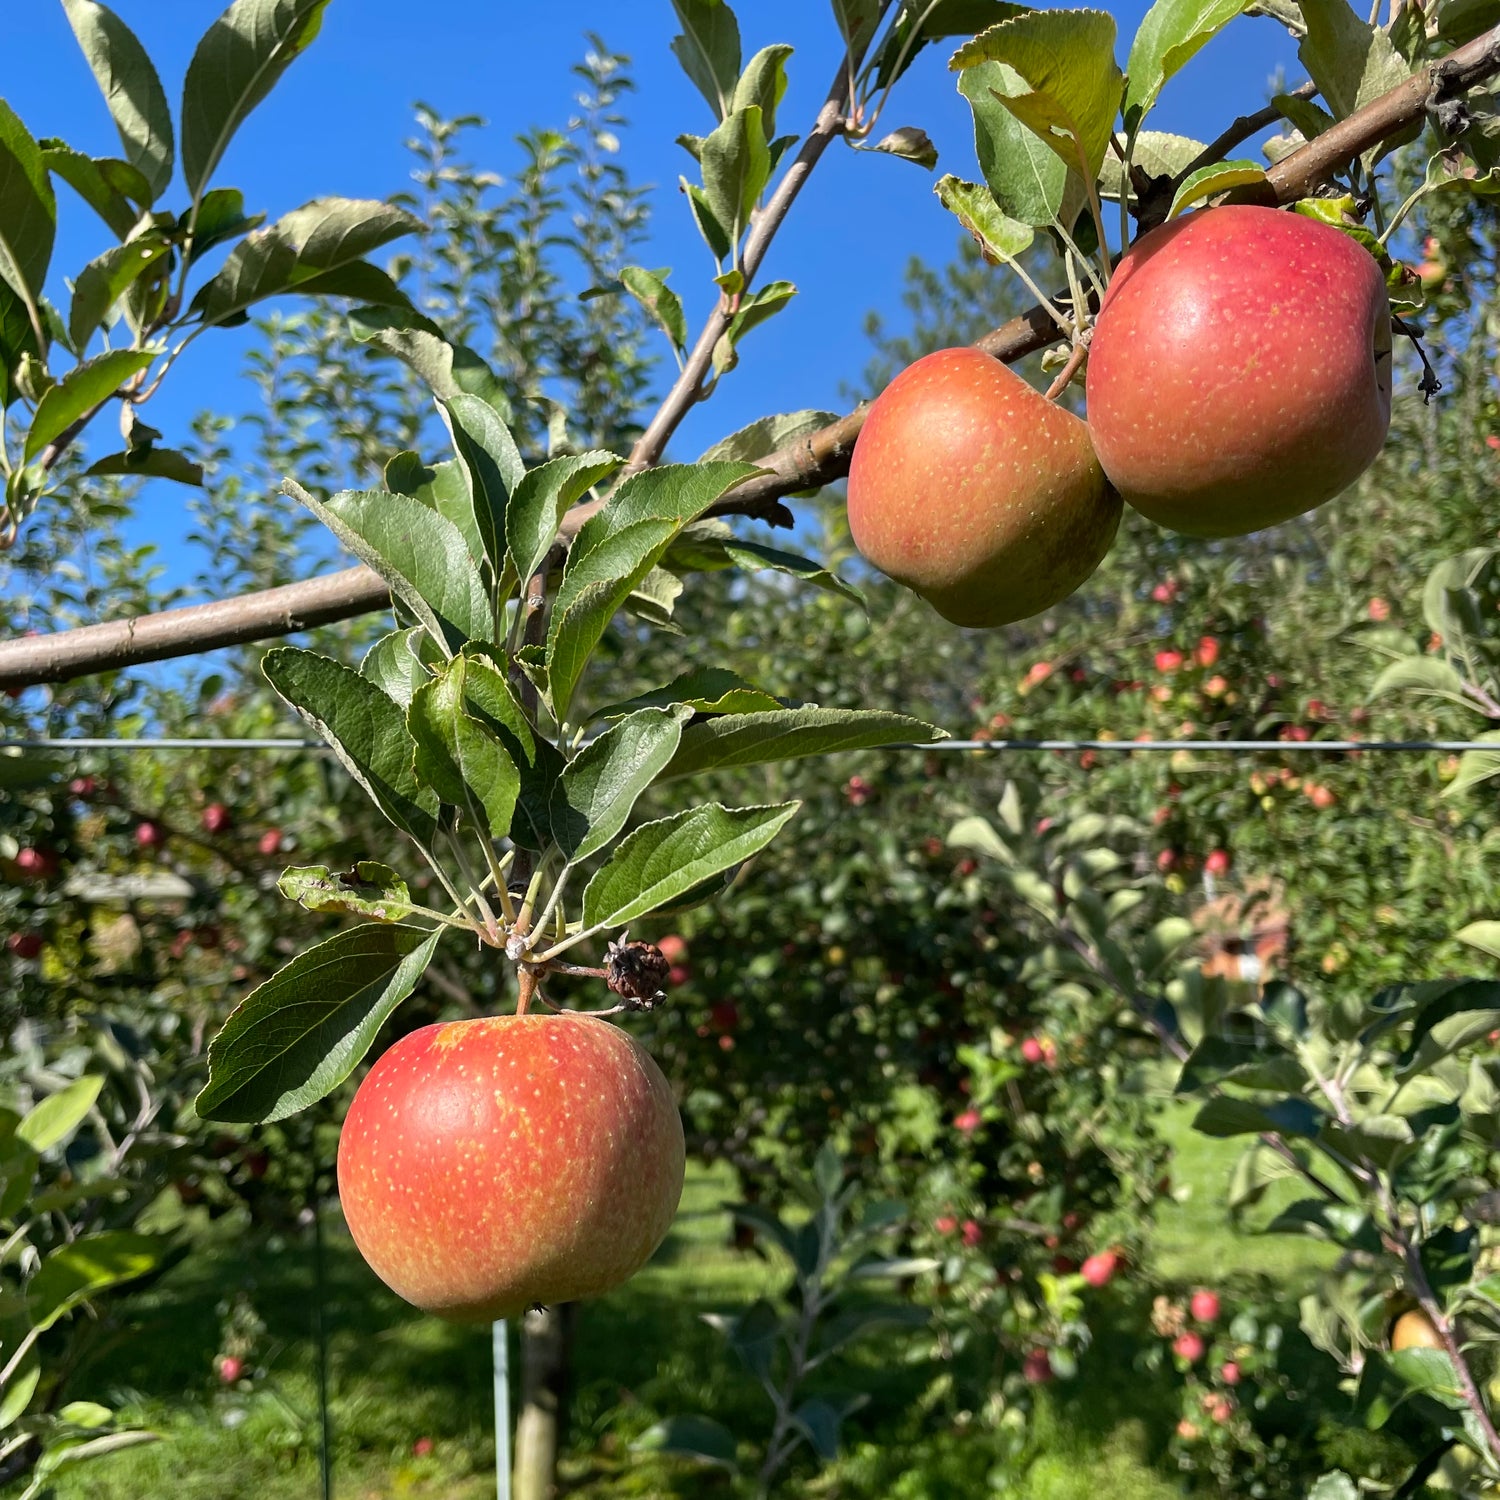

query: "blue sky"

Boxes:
[7, 1, 1301, 595]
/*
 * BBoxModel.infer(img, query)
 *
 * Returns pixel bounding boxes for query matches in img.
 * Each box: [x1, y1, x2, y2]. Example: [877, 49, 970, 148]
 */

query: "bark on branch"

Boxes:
[3, 22, 1497, 692]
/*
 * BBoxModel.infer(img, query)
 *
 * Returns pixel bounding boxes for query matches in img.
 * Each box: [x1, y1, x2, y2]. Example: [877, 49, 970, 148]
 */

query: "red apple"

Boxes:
[202, 803, 233, 835]
[847, 347, 1121, 627]
[1190, 1288, 1221, 1323]
[7, 932, 42, 960]
[934, 1214, 959, 1235]
[1219, 1360, 1241, 1386]
[1157, 849, 1179, 872]
[656, 934, 689, 964]
[135, 820, 165, 850]
[1155, 649, 1184, 673]
[1086, 205, 1392, 537]
[1020, 1036, 1045, 1065]
[1081, 1250, 1120, 1288]
[1195, 636, 1220, 669]
[337, 1014, 684, 1322]
[258, 827, 285, 856]
[1022, 1349, 1053, 1384]
[953, 1108, 981, 1134]
[961, 1218, 982, 1248]
[709, 1001, 739, 1033]
[1368, 597, 1390, 622]
[216, 1354, 244, 1384]
[1174, 1331, 1206, 1362]
[15, 847, 57, 880]
[1205, 849, 1231, 878]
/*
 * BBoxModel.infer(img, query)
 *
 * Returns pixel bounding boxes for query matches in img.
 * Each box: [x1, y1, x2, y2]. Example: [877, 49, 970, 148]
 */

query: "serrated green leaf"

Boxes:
[409, 657, 520, 838]
[0, 101, 57, 317]
[83, 445, 204, 486]
[956, 63, 1068, 228]
[507, 450, 621, 588]
[619, 266, 687, 354]
[294, 486, 493, 654]
[384, 450, 485, 571]
[17, 1075, 104, 1153]
[1297, 0, 1415, 122]
[349, 303, 503, 405]
[671, 0, 742, 120]
[440, 392, 524, 581]
[581, 801, 799, 933]
[190, 197, 419, 326]
[1124, 0, 1253, 125]
[552, 707, 690, 863]
[69, 234, 171, 348]
[663, 707, 945, 778]
[1168, 158, 1269, 216]
[262, 646, 438, 843]
[952, 10, 1123, 182]
[40, 143, 145, 239]
[359, 626, 429, 707]
[590, 667, 782, 722]
[61, 0, 174, 199]
[277, 862, 415, 922]
[181, 0, 331, 201]
[196, 924, 442, 1123]
[934, 174, 1036, 261]
[28, 1232, 165, 1332]
[701, 105, 771, 250]
[24, 348, 154, 464]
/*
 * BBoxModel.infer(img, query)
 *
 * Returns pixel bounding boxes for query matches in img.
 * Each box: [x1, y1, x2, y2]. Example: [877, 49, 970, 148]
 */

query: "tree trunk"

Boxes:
[511, 1303, 575, 1500]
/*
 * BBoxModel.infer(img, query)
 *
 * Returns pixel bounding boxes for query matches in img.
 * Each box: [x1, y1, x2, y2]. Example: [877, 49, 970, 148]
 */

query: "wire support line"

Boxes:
[2, 736, 1498, 754]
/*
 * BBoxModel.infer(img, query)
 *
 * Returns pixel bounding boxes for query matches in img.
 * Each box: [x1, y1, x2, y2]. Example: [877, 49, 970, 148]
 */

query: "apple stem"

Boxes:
[515, 967, 538, 1017]
[1043, 341, 1090, 401]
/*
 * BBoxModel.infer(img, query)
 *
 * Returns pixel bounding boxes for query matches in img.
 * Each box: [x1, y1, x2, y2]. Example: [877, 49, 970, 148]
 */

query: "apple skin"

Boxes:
[1391, 1309, 1444, 1351]
[1085, 205, 1392, 538]
[847, 347, 1121, 627]
[337, 1013, 685, 1323]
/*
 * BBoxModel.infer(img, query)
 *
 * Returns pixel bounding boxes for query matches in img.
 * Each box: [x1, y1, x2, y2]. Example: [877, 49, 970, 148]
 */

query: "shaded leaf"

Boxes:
[83, 446, 204, 486]
[196, 924, 442, 1123]
[40, 143, 145, 239]
[590, 667, 782, 721]
[1193, 1093, 1324, 1138]
[0, 101, 57, 313]
[671, 0, 742, 120]
[664, 707, 945, 778]
[507, 450, 621, 589]
[698, 408, 836, 463]
[956, 64, 1067, 229]
[28, 1232, 166, 1332]
[621, 266, 687, 353]
[873, 126, 939, 169]
[1124, 0, 1254, 126]
[408, 658, 520, 838]
[349, 304, 503, 405]
[633, 1414, 737, 1469]
[358, 625, 429, 707]
[1168, 158, 1269, 216]
[440, 391, 525, 580]
[68, 234, 171, 348]
[24, 348, 155, 464]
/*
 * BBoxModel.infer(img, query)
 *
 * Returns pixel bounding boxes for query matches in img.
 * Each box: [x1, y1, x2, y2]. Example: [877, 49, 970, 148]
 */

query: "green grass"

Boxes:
[51, 1094, 1343, 1500]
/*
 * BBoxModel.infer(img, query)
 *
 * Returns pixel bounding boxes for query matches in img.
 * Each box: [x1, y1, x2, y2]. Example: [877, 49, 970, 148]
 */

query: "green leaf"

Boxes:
[0, 280, 39, 409]
[698, 408, 836, 463]
[1367, 654, 1473, 711]
[1193, 1094, 1324, 1138]
[1099, 130, 1206, 200]
[732, 44, 793, 139]
[277, 862, 415, 922]
[84, 446, 204, 487]
[185, 186, 264, 263]
[590, 667, 782, 722]
[1297, 0, 1415, 121]
[0, 1364, 40, 1428]
[934, 174, 1035, 261]
[68, 234, 171, 348]
[1168, 159, 1269, 217]
[0, 100, 57, 315]
[701, 105, 771, 251]
[633, 1414, 738, 1469]
[813, 1304, 928, 1362]
[359, 626, 429, 707]
[1456, 921, 1500, 961]
[189, 197, 420, 327]
[262, 646, 438, 844]
[956, 63, 1066, 228]
[547, 463, 758, 721]
[180, 0, 332, 201]
[385, 451, 486, 570]
[61, 0, 174, 199]
[1275, 91, 1336, 140]
[1308, 1473, 1360, 1500]
[294, 486, 494, 654]
[682, 179, 732, 263]
[28, 1232, 166, 1332]
[17, 1075, 104, 1153]
[792, 1395, 862, 1462]
[58, 1401, 114, 1429]
[618, 267, 687, 354]
[41, 144, 148, 239]
[671, 0, 743, 120]
[952, 11, 1124, 182]
[581, 802, 799, 933]
[552, 707, 691, 863]
[348, 304, 503, 405]
[408, 657, 521, 839]
[440, 392, 525, 580]
[831, 0, 885, 53]
[947, 814, 1013, 863]
[1124, 0, 1253, 127]
[872, 126, 939, 170]
[506, 450, 621, 589]
[690, 535, 865, 607]
[23, 348, 155, 464]
[196, 924, 442, 1123]
[457, 651, 559, 851]
[664, 707, 945, 778]
[715, 280, 798, 376]
[1176, 1035, 1307, 1094]
[873, 1, 1031, 87]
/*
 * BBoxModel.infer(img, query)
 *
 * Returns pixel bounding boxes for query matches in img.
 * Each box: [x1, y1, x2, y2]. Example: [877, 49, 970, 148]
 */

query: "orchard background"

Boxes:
[3, 1, 1500, 1498]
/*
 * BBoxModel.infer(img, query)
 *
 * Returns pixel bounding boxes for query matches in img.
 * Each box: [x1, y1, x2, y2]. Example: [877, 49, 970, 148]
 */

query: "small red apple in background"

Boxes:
[1195, 636, 1220, 669]
[1155, 649, 1184, 673]
[1022, 1349, 1053, 1384]
[709, 1001, 739, 1033]
[656, 934, 688, 964]
[1022, 661, 1054, 690]
[258, 827, 285, 856]
[412, 1437, 434, 1458]
[15, 847, 58, 880]
[847, 347, 1121, 628]
[1367, 597, 1391, 622]
[215, 1354, 244, 1384]
[934, 1214, 959, 1236]
[1190, 1288, 1221, 1324]
[1151, 579, 1179, 603]
[7, 932, 42, 960]
[69, 776, 97, 798]
[667, 964, 692, 987]
[843, 775, 872, 806]
[338, 1013, 684, 1321]
[202, 803, 233, 834]
[1204, 1393, 1234, 1425]
[961, 1218, 982, 1248]
[1086, 204, 1392, 537]
[953, 1108, 981, 1135]
[1176, 1419, 1201, 1441]
[1307, 784, 1337, 810]
[1020, 1036, 1045, 1065]
[135, 820, 166, 850]
[1157, 849, 1179, 872]
[1204, 849, 1231, 878]
[1081, 1250, 1120, 1288]
[1173, 1331, 1206, 1362]
[1219, 1360, 1242, 1386]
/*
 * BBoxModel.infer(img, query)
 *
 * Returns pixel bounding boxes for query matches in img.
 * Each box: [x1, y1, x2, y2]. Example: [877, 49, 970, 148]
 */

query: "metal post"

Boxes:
[493, 1320, 510, 1500]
